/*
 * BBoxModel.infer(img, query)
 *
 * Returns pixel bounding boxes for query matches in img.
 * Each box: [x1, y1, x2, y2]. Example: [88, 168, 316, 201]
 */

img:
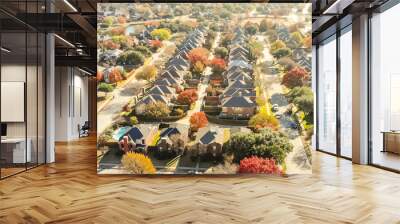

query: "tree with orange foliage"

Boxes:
[97, 70, 103, 81]
[107, 67, 124, 83]
[209, 58, 226, 75]
[177, 89, 198, 105]
[303, 35, 312, 48]
[189, 112, 208, 131]
[187, 48, 209, 66]
[102, 40, 120, 50]
[110, 26, 125, 36]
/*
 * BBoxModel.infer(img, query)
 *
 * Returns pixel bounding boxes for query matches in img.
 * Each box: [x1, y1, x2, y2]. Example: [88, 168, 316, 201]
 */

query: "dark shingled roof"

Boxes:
[154, 78, 171, 86]
[137, 94, 168, 105]
[119, 127, 143, 142]
[147, 85, 174, 95]
[222, 96, 255, 107]
[199, 131, 217, 145]
[226, 80, 254, 89]
[160, 127, 180, 138]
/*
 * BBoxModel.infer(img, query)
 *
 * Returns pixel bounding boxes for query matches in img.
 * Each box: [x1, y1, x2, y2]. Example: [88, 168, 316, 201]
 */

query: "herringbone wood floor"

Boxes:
[1, 136, 400, 224]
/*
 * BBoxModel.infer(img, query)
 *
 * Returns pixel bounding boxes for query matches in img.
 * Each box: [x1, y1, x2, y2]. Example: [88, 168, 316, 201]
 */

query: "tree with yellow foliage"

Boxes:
[249, 111, 280, 131]
[290, 31, 304, 46]
[151, 28, 172, 41]
[270, 40, 286, 52]
[136, 65, 158, 82]
[121, 152, 156, 174]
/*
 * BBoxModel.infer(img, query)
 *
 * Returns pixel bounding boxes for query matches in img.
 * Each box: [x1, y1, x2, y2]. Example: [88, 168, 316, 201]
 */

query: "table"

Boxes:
[1, 138, 31, 164]
[382, 131, 400, 154]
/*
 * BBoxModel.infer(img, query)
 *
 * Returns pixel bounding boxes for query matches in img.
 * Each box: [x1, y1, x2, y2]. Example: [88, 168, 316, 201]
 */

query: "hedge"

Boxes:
[136, 112, 187, 122]
[205, 114, 249, 126]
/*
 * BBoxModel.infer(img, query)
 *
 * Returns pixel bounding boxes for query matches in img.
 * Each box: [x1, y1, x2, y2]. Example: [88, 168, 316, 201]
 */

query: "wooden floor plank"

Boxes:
[0, 136, 399, 224]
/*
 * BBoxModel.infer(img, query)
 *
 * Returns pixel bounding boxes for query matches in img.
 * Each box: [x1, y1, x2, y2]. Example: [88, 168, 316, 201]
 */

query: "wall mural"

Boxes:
[97, 3, 312, 175]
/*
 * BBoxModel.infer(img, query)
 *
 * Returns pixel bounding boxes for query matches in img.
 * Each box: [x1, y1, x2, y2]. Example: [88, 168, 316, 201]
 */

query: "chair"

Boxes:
[79, 121, 90, 138]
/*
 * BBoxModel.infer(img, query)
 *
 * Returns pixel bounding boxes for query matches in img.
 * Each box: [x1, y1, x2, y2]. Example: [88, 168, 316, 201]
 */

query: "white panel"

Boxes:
[1, 82, 25, 122]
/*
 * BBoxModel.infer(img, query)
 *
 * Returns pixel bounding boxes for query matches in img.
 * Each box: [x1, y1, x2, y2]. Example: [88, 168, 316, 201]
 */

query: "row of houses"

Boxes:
[117, 123, 251, 158]
[205, 28, 258, 120]
[135, 27, 207, 114]
[275, 25, 312, 72]
[118, 123, 188, 155]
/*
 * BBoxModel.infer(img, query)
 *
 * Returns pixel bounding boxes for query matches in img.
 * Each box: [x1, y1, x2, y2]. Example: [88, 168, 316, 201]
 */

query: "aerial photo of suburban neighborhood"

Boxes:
[97, 3, 313, 175]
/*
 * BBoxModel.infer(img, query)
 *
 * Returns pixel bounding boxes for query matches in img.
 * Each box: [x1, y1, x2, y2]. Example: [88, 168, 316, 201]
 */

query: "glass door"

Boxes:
[339, 26, 352, 158]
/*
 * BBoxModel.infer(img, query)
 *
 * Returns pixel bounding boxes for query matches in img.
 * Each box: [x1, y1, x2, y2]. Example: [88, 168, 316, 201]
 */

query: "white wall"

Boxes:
[55, 67, 89, 141]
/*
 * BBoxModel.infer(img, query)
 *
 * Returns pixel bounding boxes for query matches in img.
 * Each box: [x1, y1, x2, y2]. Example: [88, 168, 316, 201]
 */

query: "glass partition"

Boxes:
[317, 35, 337, 154]
[0, 23, 28, 178]
[0, 1, 46, 179]
[370, 3, 400, 171]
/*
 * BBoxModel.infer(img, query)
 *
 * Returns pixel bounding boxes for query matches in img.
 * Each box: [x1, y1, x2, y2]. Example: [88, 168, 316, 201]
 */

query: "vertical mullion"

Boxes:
[36, 0, 39, 167]
[336, 29, 341, 157]
[315, 45, 319, 151]
[367, 11, 373, 165]
[44, 0, 47, 164]
[25, 0, 28, 171]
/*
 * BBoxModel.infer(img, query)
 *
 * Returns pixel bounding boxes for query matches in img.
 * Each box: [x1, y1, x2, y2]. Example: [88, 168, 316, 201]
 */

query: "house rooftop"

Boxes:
[226, 79, 254, 89]
[147, 85, 174, 95]
[137, 94, 168, 105]
[195, 127, 225, 145]
[222, 96, 255, 108]
[119, 127, 143, 142]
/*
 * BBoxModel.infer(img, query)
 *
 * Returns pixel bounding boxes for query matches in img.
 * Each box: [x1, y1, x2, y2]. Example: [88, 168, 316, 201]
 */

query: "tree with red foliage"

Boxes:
[149, 39, 163, 50]
[188, 48, 209, 66]
[189, 112, 208, 131]
[238, 156, 282, 175]
[209, 57, 226, 75]
[177, 89, 198, 105]
[281, 66, 310, 88]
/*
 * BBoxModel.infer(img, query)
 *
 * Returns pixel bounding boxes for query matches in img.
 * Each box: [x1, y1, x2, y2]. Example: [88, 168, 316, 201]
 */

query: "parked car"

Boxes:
[289, 121, 298, 129]
[272, 104, 279, 112]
